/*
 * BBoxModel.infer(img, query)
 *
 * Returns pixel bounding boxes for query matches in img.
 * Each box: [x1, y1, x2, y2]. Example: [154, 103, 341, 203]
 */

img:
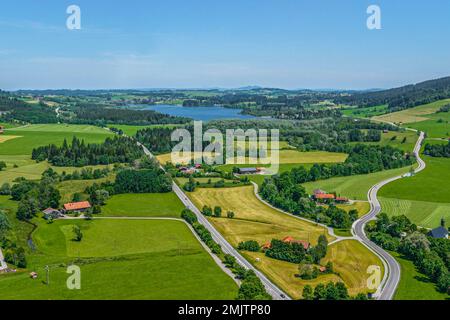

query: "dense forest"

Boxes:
[64, 104, 189, 126]
[0, 96, 58, 123]
[424, 141, 450, 158]
[31, 136, 144, 167]
[336, 76, 450, 112]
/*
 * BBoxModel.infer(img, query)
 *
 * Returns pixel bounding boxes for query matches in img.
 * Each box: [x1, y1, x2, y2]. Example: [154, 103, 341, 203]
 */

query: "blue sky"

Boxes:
[1, 0, 450, 90]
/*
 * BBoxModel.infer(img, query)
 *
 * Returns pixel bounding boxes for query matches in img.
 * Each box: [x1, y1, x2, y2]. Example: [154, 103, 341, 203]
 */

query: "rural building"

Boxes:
[313, 193, 336, 203]
[262, 242, 271, 250]
[428, 226, 449, 239]
[319, 266, 327, 273]
[282, 236, 310, 250]
[335, 197, 349, 204]
[0, 126, 4, 134]
[63, 201, 91, 213]
[313, 189, 326, 195]
[238, 167, 259, 175]
[42, 208, 63, 220]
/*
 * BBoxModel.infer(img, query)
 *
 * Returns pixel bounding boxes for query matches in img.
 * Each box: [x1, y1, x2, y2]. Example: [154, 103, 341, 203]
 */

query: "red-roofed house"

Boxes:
[63, 201, 91, 212]
[335, 197, 349, 204]
[262, 242, 271, 250]
[282, 236, 310, 250]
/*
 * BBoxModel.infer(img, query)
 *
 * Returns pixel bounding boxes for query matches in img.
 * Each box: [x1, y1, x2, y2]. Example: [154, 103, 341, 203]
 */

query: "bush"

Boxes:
[238, 240, 260, 252]
[181, 209, 197, 225]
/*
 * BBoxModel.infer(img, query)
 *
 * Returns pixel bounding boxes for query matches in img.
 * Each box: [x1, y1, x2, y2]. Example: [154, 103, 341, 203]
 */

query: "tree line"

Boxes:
[32, 136, 144, 167]
[424, 141, 450, 158]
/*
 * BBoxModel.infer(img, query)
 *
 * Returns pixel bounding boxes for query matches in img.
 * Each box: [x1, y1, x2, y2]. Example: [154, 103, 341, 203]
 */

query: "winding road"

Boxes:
[352, 131, 426, 300]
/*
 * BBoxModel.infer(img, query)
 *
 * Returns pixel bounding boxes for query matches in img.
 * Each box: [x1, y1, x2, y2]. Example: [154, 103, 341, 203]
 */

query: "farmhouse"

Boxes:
[42, 208, 63, 220]
[238, 167, 260, 175]
[335, 197, 349, 204]
[428, 226, 449, 239]
[282, 236, 310, 250]
[63, 201, 91, 213]
[313, 193, 335, 203]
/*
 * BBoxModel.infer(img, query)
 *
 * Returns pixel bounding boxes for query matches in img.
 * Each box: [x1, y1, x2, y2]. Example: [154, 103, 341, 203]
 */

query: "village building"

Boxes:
[63, 201, 91, 213]
[335, 197, 349, 204]
[282, 236, 310, 250]
[42, 208, 63, 220]
[428, 226, 449, 239]
[238, 167, 260, 175]
[313, 193, 336, 203]
[0, 126, 4, 134]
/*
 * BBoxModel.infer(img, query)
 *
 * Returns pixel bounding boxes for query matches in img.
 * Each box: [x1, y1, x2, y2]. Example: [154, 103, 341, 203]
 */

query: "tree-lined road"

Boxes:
[352, 131, 425, 300]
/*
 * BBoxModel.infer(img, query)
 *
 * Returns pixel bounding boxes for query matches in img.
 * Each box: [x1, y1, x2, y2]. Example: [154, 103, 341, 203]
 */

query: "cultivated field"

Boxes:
[0, 219, 238, 300]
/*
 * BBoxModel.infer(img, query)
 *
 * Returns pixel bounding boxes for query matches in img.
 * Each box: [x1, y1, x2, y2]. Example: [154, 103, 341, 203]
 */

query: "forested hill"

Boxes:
[336, 76, 450, 112]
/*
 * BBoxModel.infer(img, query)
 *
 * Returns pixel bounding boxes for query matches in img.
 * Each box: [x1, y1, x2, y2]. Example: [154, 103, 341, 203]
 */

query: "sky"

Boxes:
[1, 0, 450, 90]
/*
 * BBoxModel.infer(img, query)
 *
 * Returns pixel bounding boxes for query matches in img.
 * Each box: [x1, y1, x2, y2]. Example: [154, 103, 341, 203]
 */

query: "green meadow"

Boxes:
[341, 105, 389, 118]
[107, 124, 184, 136]
[302, 166, 412, 200]
[349, 130, 418, 152]
[407, 111, 450, 139]
[101, 193, 185, 217]
[391, 251, 449, 300]
[0, 219, 237, 300]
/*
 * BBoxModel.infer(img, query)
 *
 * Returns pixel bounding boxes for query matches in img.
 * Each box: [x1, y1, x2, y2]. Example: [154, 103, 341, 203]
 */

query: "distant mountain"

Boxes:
[336, 76, 450, 112]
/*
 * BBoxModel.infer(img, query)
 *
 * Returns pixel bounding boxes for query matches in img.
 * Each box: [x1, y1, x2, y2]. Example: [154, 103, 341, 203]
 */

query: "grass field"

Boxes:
[101, 193, 184, 217]
[407, 111, 450, 139]
[302, 166, 412, 201]
[157, 150, 348, 167]
[372, 99, 450, 124]
[342, 105, 389, 118]
[379, 156, 450, 203]
[0, 124, 114, 184]
[391, 251, 449, 300]
[0, 219, 237, 300]
[349, 130, 418, 152]
[0, 124, 112, 155]
[323, 240, 384, 296]
[379, 197, 450, 229]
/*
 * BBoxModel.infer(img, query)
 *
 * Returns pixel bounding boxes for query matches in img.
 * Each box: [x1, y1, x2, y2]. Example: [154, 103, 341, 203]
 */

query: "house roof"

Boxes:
[428, 226, 448, 238]
[64, 201, 91, 211]
[42, 208, 60, 214]
[238, 167, 258, 173]
[313, 189, 326, 195]
[315, 194, 335, 199]
[282, 236, 310, 250]
[336, 197, 348, 201]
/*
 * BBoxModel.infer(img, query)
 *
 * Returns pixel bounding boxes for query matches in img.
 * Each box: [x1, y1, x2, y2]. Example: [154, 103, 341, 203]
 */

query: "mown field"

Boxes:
[302, 166, 412, 201]
[372, 99, 450, 124]
[378, 154, 450, 228]
[391, 251, 449, 300]
[407, 110, 450, 139]
[157, 149, 348, 167]
[187, 185, 383, 298]
[101, 193, 184, 217]
[0, 219, 238, 300]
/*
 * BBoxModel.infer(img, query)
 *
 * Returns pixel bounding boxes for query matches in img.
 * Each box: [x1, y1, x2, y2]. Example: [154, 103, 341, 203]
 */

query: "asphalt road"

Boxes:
[138, 142, 290, 300]
[352, 131, 425, 300]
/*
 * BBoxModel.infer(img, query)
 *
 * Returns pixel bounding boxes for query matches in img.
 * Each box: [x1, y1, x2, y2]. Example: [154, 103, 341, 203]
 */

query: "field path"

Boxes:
[352, 131, 426, 300]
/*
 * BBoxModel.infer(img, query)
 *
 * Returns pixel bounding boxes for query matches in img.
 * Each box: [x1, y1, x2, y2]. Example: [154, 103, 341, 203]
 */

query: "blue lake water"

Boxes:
[142, 104, 257, 121]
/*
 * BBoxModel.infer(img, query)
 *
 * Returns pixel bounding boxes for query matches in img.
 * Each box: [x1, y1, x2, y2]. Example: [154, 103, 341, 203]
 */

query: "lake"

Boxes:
[142, 104, 256, 121]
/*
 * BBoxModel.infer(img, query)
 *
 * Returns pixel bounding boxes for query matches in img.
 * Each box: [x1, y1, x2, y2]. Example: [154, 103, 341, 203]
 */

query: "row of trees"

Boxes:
[180, 208, 271, 300]
[302, 282, 367, 300]
[32, 136, 144, 167]
[367, 214, 449, 294]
